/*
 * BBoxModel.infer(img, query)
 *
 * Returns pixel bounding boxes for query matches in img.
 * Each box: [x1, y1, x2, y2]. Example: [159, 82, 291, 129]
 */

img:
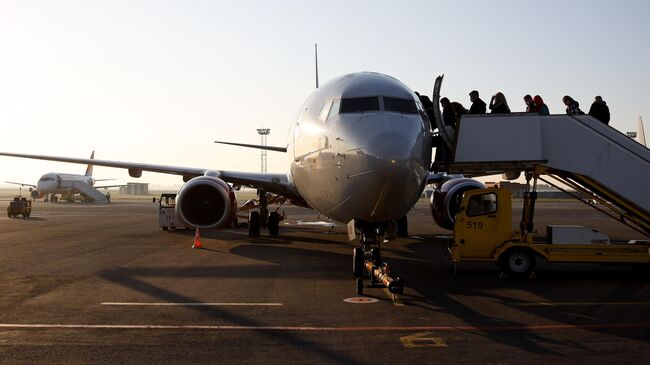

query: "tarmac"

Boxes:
[0, 194, 648, 364]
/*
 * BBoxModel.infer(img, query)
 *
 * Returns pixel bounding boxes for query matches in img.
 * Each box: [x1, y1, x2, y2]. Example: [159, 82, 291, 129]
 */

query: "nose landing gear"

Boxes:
[352, 222, 403, 296]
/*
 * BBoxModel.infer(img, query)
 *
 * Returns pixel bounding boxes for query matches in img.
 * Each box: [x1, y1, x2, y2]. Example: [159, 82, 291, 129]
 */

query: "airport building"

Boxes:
[119, 182, 149, 195]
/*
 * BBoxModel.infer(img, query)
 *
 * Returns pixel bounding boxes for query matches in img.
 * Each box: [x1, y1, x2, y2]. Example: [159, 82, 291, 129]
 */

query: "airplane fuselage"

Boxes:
[288, 72, 432, 223]
[36, 173, 95, 194]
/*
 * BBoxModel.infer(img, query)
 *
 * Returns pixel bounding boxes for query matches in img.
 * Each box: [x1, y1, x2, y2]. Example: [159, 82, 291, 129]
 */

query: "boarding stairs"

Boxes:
[432, 113, 650, 236]
[68, 180, 107, 202]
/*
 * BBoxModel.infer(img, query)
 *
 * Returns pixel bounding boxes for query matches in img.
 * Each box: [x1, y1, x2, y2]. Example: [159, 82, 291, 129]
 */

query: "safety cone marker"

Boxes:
[192, 227, 203, 249]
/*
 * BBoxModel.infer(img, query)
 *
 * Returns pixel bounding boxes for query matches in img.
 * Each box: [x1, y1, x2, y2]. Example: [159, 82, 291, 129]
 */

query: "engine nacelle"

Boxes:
[430, 178, 485, 230]
[30, 190, 45, 199]
[175, 176, 237, 229]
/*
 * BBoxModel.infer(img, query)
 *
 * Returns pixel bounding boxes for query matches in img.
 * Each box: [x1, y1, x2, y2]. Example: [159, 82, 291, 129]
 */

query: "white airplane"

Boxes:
[5, 151, 124, 203]
[0, 72, 484, 293]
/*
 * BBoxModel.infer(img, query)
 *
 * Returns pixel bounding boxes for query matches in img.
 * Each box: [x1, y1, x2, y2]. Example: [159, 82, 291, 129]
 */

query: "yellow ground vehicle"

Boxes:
[449, 188, 650, 276]
[7, 197, 32, 218]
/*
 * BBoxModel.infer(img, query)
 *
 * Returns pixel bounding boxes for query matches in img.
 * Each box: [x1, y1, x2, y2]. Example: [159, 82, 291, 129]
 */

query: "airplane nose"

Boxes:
[338, 117, 429, 221]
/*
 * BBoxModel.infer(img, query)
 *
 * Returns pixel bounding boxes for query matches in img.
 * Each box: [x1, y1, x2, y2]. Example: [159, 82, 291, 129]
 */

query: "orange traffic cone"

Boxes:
[192, 227, 203, 249]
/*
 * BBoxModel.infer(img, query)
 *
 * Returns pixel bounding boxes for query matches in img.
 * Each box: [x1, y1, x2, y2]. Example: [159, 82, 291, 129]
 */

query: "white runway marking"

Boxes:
[101, 302, 283, 307]
[507, 302, 650, 306]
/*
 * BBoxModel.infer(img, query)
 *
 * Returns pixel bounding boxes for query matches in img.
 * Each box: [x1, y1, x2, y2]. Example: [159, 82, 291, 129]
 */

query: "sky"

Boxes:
[1, 0, 649, 187]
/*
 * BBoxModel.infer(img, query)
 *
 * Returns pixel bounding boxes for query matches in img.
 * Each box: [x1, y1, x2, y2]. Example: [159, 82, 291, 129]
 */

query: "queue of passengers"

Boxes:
[440, 91, 610, 125]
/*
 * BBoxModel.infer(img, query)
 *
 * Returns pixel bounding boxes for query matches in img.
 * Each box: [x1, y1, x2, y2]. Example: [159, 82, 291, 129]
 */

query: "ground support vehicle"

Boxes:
[7, 197, 32, 218]
[158, 193, 186, 231]
[449, 186, 650, 277]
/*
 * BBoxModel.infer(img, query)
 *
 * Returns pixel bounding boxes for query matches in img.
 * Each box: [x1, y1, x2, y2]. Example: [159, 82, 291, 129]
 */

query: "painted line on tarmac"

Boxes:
[508, 302, 650, 307]
[0, 322, 648, 332]
[101, 302, 283, 307]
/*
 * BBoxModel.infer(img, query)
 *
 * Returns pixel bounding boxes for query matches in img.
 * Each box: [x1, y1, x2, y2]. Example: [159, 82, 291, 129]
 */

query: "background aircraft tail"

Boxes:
[85, 151, 95, 176]
[637, 116, 647, 147]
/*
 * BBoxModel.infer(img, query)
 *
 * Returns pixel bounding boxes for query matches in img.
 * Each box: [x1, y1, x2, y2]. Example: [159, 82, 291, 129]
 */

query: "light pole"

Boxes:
[257, 128, 270, 173]
[256, 128, 271, 226]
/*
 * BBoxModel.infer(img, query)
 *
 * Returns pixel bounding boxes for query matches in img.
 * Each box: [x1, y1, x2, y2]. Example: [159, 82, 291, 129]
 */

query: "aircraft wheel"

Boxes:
[353, 247, 365, 277]
[162, 226, 168, 231]
[397, 215, 409, 237]
[504, 249, 535, 277]
[356, 278, 364, 295]
[248, 211, 260, 237]
[268, 212, 280, 236]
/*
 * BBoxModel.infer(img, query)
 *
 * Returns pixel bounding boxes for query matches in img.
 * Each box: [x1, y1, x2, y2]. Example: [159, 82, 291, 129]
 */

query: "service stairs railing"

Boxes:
[434, 113, 650, 235]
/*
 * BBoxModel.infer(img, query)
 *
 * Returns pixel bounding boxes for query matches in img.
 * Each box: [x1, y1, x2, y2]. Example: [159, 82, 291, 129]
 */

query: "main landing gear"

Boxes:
[248, 189, 281, 237]
[352, 221, 403, 296]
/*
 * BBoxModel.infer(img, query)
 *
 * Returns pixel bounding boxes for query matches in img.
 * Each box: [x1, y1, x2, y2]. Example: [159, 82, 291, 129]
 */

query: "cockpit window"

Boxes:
[383, 97, 418, 114]
[340, 97, 380, 114]
[319, 101, 333, 122]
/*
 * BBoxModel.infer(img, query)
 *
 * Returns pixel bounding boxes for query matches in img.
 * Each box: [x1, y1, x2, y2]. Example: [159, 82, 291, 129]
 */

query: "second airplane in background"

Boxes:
[5, 151, 124, 203]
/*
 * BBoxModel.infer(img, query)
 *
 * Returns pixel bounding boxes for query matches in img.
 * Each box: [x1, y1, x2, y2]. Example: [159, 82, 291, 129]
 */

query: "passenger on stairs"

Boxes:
[524, 94, 537, 113]
[588, 96, 610, 125]
[468, 90, 487, 114]
[534, 95, 550, 115]
[440, 97, 467, 127]
[563, 95, 584, 115]
[489, 92, 511, 114]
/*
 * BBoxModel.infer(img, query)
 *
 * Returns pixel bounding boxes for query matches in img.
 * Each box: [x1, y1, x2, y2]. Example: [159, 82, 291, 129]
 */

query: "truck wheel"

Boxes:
[503, 249, 535, 277]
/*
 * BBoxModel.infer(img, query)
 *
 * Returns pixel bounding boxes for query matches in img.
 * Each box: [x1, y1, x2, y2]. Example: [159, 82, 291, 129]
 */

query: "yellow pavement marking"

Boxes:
[383, 288, 404, 306]
[400, 332, 447, 348]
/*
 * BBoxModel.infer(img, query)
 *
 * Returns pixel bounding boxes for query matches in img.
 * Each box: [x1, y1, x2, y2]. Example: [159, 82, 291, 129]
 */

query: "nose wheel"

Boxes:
[352, 224, 403, 296]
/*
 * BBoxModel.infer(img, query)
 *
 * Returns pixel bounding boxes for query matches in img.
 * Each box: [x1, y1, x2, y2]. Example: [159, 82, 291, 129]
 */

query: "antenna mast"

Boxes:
[315, 43, 319, 88]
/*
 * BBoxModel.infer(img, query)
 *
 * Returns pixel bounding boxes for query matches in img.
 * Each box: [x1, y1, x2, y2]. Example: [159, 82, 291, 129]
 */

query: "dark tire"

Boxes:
[503, 249, 536, 277]
[248, 211, 260, 237]
[268, 212, 280, 236]
[397, 215, 409, 237]
[162, 226, 168, 231]
[356, 278, 364, 295]
[353, 247, 365, 277]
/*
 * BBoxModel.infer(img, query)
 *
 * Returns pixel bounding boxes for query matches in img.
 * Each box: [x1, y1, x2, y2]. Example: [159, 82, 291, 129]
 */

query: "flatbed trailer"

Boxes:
[448, 187, 650, 276]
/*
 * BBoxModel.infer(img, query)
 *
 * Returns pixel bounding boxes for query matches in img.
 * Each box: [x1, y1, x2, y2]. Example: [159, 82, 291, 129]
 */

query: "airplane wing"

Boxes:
[5, 181, 37, 188]
[95, 184, 127, 189]
[0, 151, 305, 205]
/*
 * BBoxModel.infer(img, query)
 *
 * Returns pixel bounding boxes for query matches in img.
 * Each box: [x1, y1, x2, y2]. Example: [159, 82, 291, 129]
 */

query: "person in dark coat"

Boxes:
[534, 95, 550, 115]
[440, 97, 467, 127]
[468, 90, 486, 114]
[523, 94, 537, 113]
[588, 96, 610, 124]
[489, 92, 511, 114]
[563, 95, 584, 115]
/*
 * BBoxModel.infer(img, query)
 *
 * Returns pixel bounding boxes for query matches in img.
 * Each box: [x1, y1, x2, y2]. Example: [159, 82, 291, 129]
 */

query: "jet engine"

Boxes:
[175, 176, 237, 229]
[30, 189, 45, 199]
[430, 178, 485, 230]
